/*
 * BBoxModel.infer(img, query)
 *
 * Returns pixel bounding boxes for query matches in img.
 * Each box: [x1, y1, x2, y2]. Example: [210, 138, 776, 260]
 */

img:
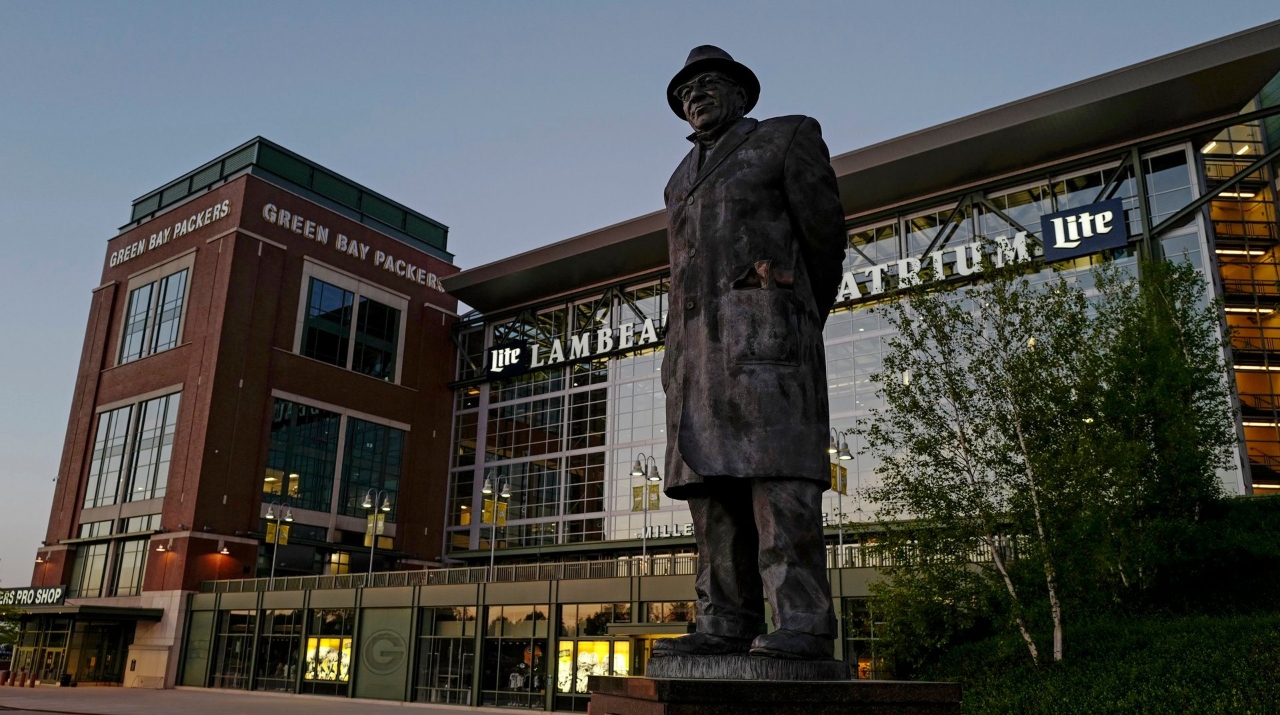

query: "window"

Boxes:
[263, 399, 341, 513]
[481, 605, 548, 709]
[254, 609, 303, 692]
[119, 268, 190, 364]
[353, 296, 400, 381]
[559, 604, 631, 638]
[210, 610, 256, 690]
[121, 514, 161, 534]
[414, 607, 476, 705]
[128, 393, 181, 501]
[302, 609, 354, 695]
[643, 601, 695, 623]
[84, 406, 133, 509]
[339, 418, 405, 521]
[111, 539, 148, 596]
[298, 269, 406, 382]
[301, 279, 353, 367]
[841, 598, 886, 679]
[68, 542, 110, 598]
[84, 392, 182, 509]
[78, 520, 113, 539]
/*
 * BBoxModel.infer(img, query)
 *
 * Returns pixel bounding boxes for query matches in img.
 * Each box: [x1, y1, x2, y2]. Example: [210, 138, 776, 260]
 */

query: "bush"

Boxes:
[925, 614, 1280, 715]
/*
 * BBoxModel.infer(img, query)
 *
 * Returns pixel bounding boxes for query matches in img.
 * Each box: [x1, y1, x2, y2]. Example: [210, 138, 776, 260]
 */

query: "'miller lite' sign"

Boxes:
[485, 317, 662, 381]
[1040, 198, 1129, 261]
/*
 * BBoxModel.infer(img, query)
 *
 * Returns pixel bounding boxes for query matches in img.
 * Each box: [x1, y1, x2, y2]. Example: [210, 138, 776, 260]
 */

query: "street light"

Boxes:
[487, 479, 511, 576]
[828, 428, 856, 567]
[633, 453, 661, 567]
[264, 499, 294, 590]
[362, 488, 392, 579]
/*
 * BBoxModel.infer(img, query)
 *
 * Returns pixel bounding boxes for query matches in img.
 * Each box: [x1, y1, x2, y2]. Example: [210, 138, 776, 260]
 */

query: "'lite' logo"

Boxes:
[1040, 198, 1129, 261]
[487, 343, 531, 376]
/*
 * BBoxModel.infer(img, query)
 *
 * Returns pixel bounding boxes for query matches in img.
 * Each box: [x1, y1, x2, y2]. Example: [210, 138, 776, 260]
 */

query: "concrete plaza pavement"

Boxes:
[0, 687, 521, 714]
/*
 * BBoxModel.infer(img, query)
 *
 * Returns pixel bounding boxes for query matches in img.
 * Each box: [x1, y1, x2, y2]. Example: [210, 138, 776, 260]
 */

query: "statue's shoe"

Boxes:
[749, 629, 834, 660]
[650, 632, 752, 657]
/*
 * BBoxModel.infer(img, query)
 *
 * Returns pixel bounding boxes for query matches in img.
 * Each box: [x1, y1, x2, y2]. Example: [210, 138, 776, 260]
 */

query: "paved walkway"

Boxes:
[0, 687, 522, 715]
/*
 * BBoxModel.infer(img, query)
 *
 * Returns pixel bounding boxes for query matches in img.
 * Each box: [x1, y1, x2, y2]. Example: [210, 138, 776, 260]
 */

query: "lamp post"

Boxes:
[264, 500, 294, 590]
[631, 454, 661, 567]
[483, 477, 511, 577]
[362, 488, 393, 579]
[829, 429, 853, 567]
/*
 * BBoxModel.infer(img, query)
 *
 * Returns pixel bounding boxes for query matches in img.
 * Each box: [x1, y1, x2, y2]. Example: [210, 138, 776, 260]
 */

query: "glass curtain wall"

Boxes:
[448, 144, 1224, 556]
[447, 280, 674, 553]
[1203, 117, 1280, 494]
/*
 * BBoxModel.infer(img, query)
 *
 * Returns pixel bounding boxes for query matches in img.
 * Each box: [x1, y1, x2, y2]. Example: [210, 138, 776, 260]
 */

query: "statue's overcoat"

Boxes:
[662, 115, 847, 497]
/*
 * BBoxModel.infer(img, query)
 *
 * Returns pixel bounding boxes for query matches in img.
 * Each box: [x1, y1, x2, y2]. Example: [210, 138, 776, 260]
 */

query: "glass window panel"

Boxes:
[264, 399, 341, 513]
[415, 607, 476, 704]
[254, 609, 303, 692]
[68, 542, 109, 598]
[352, 296, 400, 380]
[128, 393, 180, 501]
[486, 396, 564, 460]
[339, 418, 405, 521]
[150, 269, 188, 353]
[211, 610, 256, 690]
[564, 452, 605, 517]
[490, 458, 560, 520]
[110, 538, 148, 596]
[119, 283, 154, 364]
[301, 278, 354, 367]
[85, 406, 132, 508]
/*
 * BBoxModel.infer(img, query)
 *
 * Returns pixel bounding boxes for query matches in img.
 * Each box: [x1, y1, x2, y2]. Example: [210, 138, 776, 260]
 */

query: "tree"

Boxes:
[1086, 259, 1236, 600]
[860, 255, 1236, 671]
[0, 604, 20, 647]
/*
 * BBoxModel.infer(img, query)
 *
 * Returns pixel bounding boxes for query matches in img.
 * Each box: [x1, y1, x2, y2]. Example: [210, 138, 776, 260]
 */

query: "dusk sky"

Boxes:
[2, 1, 1277, 588]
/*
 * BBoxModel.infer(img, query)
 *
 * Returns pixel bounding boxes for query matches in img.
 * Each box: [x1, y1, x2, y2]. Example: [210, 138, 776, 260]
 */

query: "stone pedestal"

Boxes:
[587, 675, 962, 715]
[645, 654, 850, 681]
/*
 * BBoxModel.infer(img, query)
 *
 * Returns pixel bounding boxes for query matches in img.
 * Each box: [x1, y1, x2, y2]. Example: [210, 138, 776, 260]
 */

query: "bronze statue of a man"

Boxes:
[653, 46, 847, 661]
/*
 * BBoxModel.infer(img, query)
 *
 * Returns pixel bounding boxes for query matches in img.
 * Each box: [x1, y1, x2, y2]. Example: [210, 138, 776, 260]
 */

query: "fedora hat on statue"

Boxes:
[667, 45, 760, 119]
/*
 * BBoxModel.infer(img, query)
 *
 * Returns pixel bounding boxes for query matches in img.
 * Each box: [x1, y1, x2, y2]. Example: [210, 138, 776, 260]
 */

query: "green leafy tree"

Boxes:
[0, 604, 20, 647]
[861, 255, 1236, 671]
[1086, 259, 1236, 600]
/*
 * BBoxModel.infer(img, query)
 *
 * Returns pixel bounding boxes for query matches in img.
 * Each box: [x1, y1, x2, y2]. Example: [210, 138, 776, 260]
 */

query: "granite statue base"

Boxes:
[587, 675, 962, 715]
[645, 653, 850, 681]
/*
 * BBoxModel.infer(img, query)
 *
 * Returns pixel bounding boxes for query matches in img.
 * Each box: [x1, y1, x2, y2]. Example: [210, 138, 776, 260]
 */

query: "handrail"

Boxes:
[198, 541, 1011, 594]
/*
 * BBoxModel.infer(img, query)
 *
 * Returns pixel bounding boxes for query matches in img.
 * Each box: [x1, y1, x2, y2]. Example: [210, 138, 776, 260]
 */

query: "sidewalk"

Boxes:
[0, 687, 523, 715]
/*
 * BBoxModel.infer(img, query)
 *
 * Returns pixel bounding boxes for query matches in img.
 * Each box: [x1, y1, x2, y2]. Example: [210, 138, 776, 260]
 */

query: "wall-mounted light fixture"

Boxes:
[217, 540, 230, 556]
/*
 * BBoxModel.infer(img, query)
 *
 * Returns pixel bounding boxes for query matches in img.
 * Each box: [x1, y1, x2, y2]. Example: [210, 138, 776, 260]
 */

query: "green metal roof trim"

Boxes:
[125, 137, 451, 259]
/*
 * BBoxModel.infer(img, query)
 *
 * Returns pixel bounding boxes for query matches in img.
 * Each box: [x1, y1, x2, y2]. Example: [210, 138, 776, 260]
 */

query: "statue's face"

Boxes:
[676, 71, 746, 133]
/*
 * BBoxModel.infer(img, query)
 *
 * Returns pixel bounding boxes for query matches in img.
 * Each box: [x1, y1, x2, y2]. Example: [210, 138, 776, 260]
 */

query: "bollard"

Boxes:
[15, 669, 25, 687]
[0, 670, 8, 685]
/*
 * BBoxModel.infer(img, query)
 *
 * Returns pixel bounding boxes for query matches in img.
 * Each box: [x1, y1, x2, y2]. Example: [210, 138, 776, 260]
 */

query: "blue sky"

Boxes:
[1, 1, 1277, 587]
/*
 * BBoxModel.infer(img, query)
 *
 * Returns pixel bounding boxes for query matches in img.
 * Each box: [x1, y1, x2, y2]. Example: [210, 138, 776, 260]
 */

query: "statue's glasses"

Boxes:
[675, 73, 735, 103]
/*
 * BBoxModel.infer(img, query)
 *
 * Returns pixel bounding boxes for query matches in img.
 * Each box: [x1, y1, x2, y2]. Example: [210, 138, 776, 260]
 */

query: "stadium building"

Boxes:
[6, 18, 1280, 713]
